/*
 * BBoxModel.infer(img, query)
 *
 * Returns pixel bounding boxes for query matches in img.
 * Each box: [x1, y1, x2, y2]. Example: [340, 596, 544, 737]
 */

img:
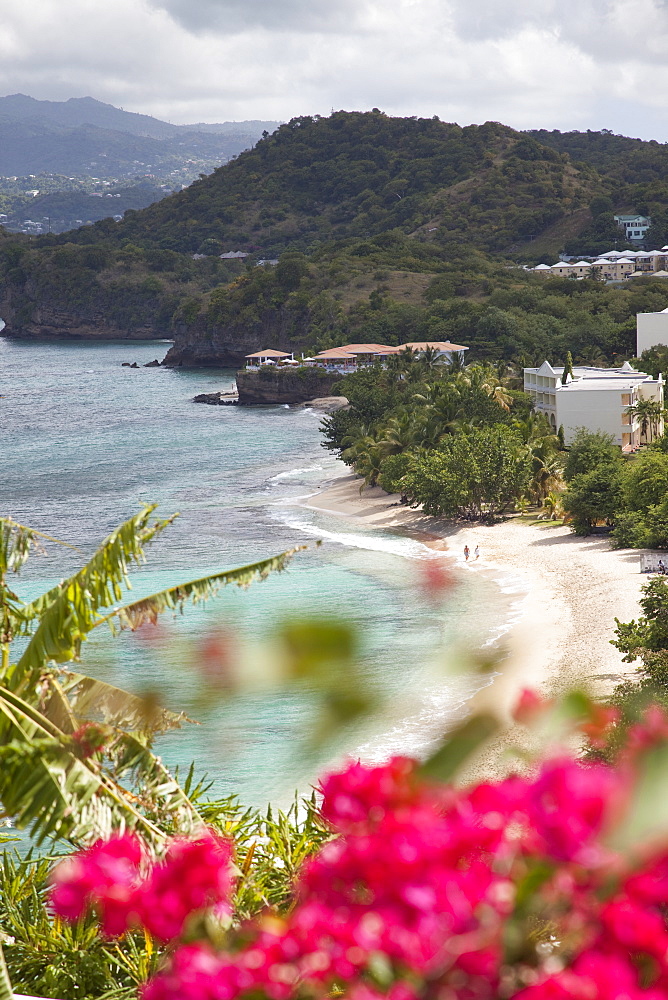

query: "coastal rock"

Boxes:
[236, 370, 339, 405]
[193, 391, 238, 405]
[144, 359, 161, 367]
[295, 396, 350, 413]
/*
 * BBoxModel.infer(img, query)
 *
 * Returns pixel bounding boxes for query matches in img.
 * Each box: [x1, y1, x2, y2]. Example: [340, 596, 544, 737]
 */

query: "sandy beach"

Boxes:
[302, 473, 648, 776]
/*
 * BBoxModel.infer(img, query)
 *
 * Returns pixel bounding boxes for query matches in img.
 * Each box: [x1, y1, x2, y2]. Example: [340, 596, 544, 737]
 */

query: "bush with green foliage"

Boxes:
[401, 425, 531, 519]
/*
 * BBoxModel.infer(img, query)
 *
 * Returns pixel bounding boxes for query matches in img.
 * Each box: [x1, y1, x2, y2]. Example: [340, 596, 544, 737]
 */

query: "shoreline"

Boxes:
[298, 472, 647, 777]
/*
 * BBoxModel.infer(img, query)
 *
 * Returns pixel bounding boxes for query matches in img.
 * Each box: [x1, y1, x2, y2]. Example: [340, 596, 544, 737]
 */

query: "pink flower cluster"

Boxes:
[52, 704, 668, 1000]
[50, 829, 233, 940]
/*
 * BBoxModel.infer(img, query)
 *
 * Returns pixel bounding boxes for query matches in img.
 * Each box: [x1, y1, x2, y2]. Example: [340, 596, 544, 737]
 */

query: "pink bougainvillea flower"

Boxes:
[528, 757, 622, 864]
[139, 830, 234, 942]
[513, 687, 551, 723]
[318, 757, 423, 832]
[50, 833, 143, 936]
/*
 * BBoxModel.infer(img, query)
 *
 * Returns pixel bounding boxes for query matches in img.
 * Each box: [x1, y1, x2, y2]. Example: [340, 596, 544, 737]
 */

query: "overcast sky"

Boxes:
[1, 0, 667, 138]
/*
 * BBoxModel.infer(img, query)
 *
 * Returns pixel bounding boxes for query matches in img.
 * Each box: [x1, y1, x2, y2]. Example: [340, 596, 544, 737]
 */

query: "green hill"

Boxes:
[3, 112, 668, 365]
[53, 112, 599, 255]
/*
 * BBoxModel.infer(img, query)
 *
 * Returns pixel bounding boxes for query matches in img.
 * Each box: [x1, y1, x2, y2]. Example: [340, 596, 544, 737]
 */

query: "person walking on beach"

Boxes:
[464, 545, 470, 561]
[474, 545, 480, 560]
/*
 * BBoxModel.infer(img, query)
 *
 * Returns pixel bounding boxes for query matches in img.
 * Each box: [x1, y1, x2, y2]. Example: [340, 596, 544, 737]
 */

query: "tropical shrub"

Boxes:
[377, 452, 415, 494]
[47, 699, 668, 1000]
[402, 426, 531, 519]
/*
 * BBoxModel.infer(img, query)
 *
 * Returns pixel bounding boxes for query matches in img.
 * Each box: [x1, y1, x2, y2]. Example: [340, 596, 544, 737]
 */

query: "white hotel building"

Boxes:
[523, 361, 664, 449]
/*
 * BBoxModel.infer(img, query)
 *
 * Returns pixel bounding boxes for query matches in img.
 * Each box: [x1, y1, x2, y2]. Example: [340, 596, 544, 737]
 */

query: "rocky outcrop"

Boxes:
[0, 270, 175, 341]
[162, 315, 307, 368]
[294, 396, 350, 413]
[236, 369, 339, 405]
[193, 391, 239, 405]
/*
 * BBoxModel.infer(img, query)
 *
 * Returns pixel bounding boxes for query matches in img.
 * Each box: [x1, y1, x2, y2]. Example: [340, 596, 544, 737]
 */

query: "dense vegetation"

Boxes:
[3, 113, 668, 361]
[47, 113, 593, 255]
[556, 428, 668, 548]
[320, 353, 560, 519]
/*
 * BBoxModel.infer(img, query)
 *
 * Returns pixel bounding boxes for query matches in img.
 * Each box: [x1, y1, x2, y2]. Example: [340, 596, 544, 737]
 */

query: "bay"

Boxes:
[0, 335, 512, 807]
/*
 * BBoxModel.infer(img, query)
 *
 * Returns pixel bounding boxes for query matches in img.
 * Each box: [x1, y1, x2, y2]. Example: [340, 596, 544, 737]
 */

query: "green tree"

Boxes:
[621, 450, 668, 512]
[564, 428, 621, 482]
[377, 452, 416, 495]
[275, 252, 309, 291]
[563, 464, 622, 534]
[589, 195, 614, 218]
[403, 426, 530, 519]
[634, 345, 668, 381]
[561, 350, 574, 385]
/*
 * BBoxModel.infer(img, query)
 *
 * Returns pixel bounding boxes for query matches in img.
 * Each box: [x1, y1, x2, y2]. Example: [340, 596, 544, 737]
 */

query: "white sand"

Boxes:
[301, 474, 648, 776]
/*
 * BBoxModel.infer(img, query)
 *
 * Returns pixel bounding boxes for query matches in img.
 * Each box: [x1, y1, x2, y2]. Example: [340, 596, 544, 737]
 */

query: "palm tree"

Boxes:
[413, 382, 462, 447]
[513, 414, 562, 504]
[377, 411, 424, 456]
[627, 398, 662, 444]
[0, 507, 300, 850]
[459, 364, 513, 411]
[539, 490, 565, 520]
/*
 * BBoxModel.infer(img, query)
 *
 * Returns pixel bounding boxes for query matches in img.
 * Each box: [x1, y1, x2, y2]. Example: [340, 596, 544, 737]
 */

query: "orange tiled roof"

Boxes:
[397, 341, 468, 352]
[245, 349, 292, 358]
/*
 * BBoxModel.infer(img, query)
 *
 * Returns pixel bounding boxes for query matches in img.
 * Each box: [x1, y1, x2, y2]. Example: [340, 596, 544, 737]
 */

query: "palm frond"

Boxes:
[13, 505, 177, 677]
[94, 547, 304, 633]
[43, 670, 188, 735]
[0, 940, 11, 1000]
[0, 686, 174, 847]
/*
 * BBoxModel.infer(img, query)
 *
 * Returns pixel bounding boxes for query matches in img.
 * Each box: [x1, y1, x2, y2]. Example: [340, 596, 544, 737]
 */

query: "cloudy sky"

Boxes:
[1, 0, 667, 138]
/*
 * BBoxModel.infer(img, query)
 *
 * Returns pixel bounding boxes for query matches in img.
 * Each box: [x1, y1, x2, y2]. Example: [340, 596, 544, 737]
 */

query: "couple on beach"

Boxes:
[463, 545, 479, 562]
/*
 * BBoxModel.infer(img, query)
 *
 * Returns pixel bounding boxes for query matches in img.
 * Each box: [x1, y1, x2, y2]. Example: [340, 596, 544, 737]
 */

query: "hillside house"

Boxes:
[614, 214, 651, 242]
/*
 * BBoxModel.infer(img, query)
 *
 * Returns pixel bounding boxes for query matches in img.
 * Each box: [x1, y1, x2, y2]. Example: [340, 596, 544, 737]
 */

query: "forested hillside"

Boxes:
[2, 111, 668, 364]
[46, 112, 598, 254]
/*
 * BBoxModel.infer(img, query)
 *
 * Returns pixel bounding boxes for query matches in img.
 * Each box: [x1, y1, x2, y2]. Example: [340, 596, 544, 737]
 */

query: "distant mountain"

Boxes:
[0, 94, 180, 139]
[0, 94, 280, 179]
[4, 112, 668, 362]
[0, 94, 279, 142]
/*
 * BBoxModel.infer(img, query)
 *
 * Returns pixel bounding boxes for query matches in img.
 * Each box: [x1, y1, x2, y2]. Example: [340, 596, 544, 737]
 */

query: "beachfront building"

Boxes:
[637, 307, 668, 356]
[397, 341, 469, 362]
[313, 343, 400, 371]
[523, 361, 664, 448]
[312, 341, 470, 372]
[245, 349, 294, 366]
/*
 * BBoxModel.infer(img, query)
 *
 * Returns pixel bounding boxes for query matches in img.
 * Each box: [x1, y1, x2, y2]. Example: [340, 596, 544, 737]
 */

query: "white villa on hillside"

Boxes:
[524, 361, 664, 448]
[529, 248, 668, 282]
[614, 215, 651, 242]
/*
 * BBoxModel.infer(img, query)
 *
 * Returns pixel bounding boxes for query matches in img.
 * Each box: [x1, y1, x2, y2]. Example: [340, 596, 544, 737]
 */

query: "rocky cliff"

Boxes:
[0, 270, 175, 341]
[236, 369, 339, 404]
[162, 307, 309, 367]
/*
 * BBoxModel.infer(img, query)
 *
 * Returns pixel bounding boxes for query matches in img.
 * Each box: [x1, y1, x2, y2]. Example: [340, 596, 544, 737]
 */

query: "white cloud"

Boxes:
[0, 0, 666, 138]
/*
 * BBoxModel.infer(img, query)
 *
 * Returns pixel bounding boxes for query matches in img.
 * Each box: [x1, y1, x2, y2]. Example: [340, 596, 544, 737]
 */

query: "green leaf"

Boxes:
[13, 505, 176, 677]
[97, 547, 304, 633]
[0, 940, 12, 1000]
[419, 713, 499, 783]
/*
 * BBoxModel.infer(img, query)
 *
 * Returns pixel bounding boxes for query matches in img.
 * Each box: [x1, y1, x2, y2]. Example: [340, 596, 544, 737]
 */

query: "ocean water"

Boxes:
[0, 336, 515, 807]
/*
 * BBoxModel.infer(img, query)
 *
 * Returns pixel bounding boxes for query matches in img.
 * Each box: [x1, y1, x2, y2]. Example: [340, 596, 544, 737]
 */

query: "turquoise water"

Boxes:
[0, 336, 512, 807]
